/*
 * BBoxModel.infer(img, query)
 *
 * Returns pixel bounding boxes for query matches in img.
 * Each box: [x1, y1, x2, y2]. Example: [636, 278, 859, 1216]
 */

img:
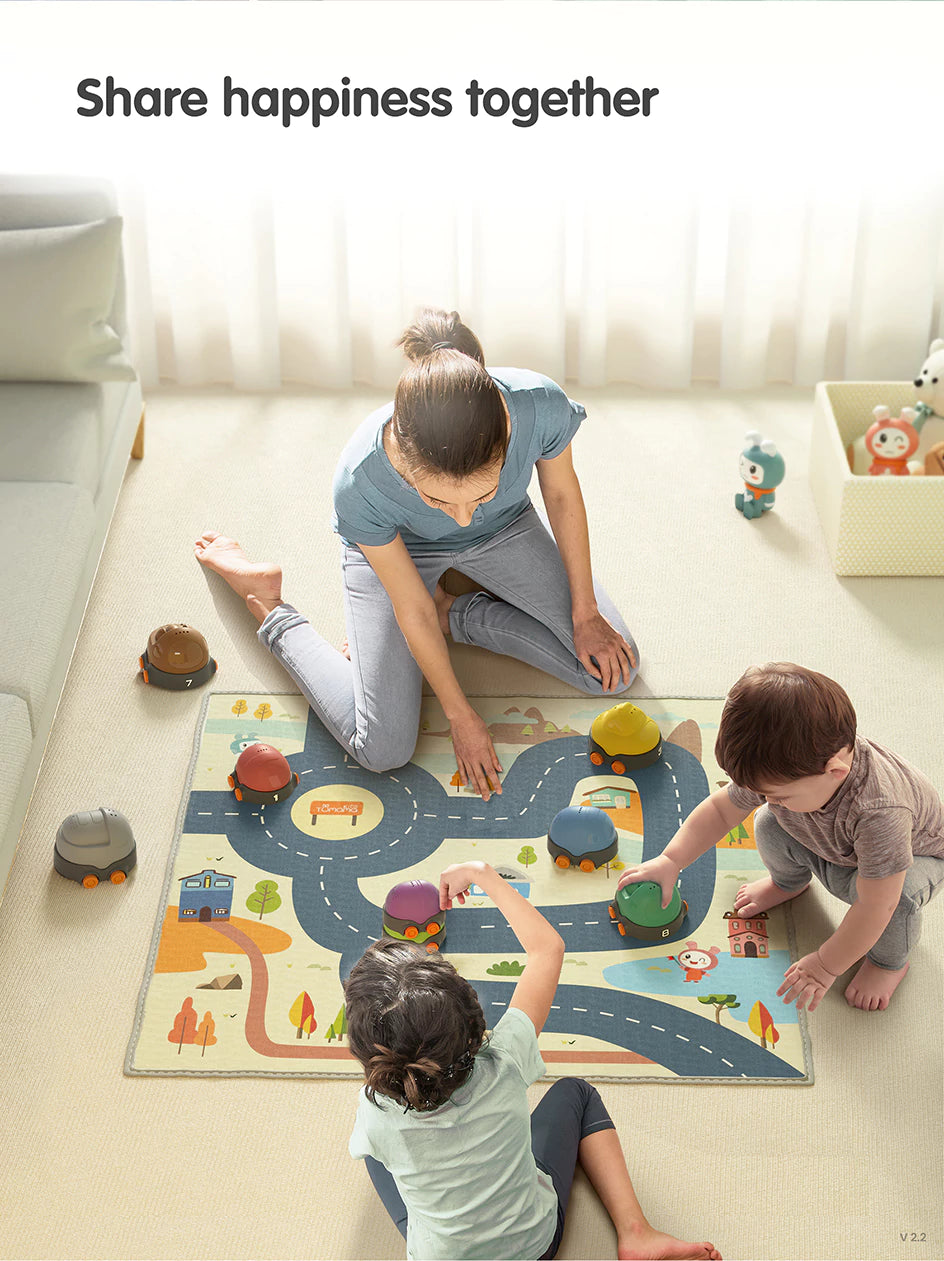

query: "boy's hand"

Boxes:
[616, 855, 681, 908]
[777, 951, 838, 1012]
[439, 861, 490, 910]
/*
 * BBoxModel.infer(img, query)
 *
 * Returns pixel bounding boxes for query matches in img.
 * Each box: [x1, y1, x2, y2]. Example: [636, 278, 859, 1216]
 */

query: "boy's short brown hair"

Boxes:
[715, 663, 857, 790]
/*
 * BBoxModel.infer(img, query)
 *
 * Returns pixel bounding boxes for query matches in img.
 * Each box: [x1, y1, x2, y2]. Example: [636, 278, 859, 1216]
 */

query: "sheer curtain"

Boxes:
[117, 171, 944, 393]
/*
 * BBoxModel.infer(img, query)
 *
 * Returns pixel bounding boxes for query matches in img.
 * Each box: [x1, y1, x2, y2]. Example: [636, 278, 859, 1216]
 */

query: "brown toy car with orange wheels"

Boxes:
[139, 624, 218, 690]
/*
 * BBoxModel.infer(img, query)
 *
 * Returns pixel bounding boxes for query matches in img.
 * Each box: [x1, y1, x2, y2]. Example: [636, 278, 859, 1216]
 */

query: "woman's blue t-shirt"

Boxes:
[332, 367, 585, 554]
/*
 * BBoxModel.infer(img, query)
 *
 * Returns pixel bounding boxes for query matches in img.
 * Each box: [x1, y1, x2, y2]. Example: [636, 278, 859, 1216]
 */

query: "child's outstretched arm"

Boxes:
[616, 787, 751, 906]
[440, 861, 564, 1034]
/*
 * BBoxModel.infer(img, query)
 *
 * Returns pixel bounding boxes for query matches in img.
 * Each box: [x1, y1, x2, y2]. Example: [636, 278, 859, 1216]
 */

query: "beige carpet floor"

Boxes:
[0, 384, 941, 1261]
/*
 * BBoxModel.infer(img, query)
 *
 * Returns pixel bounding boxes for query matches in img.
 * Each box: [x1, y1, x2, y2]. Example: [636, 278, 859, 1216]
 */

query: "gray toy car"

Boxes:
[54, 808, 137, 888]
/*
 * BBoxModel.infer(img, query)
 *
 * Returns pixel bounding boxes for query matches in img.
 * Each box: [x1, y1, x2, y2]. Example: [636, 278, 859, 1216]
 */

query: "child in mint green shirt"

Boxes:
[345, 862, 723, 1261]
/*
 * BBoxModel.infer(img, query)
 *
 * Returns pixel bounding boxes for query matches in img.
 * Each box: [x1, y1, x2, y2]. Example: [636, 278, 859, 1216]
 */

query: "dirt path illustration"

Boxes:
[211, 921, 354, 1061]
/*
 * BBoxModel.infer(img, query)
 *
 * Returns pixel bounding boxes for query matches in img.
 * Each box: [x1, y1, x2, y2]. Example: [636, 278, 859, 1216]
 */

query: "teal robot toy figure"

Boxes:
[735, 431, 785, 519]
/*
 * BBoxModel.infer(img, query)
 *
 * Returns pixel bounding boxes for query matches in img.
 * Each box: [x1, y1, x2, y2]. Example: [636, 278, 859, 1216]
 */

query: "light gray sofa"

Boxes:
[0, 176, 144, 901]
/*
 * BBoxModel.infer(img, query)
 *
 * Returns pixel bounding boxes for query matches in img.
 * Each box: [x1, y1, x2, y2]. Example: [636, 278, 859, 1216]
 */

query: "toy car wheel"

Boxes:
[293, 772, 300, 785]
[579, 859, 596, 873]
[227, 774, 235, 788]
[141, 669, 149, 684]
[618, 923, 627, 936]
[110, 871, 126, 885]
[138, 656, 144, 669]
[425, 922, 441, 935]
[590, 751, 604, 766]
[555, 855, 571, 869]
[608, 905, 617, 919]
[405, 926, 418, 939]
[425, 941, 439, 952]
[82, 874, 99, 889]
[611, 760, 626, 775]
[234, 787, 243, 802]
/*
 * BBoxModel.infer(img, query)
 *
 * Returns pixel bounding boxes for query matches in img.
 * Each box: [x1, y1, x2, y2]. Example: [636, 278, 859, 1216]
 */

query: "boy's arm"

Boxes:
[779, 868, 908, 1011]
[440, 862, 564, 1035]
[617, 788, 752, 906]
[819, 869, 908, 975]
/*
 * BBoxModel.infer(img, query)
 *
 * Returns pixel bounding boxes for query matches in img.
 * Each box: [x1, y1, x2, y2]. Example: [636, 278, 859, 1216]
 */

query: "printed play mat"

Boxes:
[127, 694, 813, 1084]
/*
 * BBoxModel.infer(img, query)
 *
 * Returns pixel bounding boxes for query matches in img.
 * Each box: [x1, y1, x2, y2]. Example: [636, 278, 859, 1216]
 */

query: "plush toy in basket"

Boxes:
[845, 341, 944, 476]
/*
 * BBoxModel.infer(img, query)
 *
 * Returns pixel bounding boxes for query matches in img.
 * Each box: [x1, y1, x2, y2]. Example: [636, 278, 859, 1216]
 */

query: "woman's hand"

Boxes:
[439, 861, 490, 910]
[616, 854, 681, 908]
[449, 710, 503, 802]
[573, 610, 637, 693]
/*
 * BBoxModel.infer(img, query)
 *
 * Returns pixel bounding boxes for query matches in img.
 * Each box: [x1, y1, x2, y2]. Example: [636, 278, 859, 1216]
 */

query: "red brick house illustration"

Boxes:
[723, 910, 769, 959]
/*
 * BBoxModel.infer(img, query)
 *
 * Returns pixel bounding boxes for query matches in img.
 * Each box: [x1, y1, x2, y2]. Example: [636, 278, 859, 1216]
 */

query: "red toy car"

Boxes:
[228, 743, 299, 805]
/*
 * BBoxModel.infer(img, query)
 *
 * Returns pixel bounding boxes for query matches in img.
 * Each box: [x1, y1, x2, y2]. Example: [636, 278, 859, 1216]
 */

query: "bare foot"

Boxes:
[617, 1224, 722, 1260]
[845, 958, 909, 1011]
[194, 531, 283, 622]
[433, 581, 457, 637]
[734, 875, 809, 917]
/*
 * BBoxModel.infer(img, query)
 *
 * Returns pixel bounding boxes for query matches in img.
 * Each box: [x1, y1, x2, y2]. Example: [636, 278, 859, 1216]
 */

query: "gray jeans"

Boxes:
[754, 806, 944, 971]
[258, 504, 638, 773]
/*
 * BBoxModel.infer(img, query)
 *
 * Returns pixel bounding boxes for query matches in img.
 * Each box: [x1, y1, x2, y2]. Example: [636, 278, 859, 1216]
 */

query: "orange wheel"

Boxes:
[82, 874, 99, 889]
[608, 905, 617, 919]
[110, 870, 126, 885]
[425, 941, 440, 952]
[141, 669, 149, 684]
[405, 925, 418, 939]
[137, 656, 144, 669]
[579, 859, 596, 873]
[227, 774, 235, 788]
[425, 921, 441, 935]
[618, 923, 627, 936]
[234, 787, 243, 802]
[555, 855, 571, 869]
[589, 751, 604, 766]
[611, 760, 626, 775]
[293, 772, 300, 785]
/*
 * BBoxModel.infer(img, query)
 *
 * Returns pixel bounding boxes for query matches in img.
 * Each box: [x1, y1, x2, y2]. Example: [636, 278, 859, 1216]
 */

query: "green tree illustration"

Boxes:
[486, 960, 526, 976]
[517, 846, 537, 868]
[326, 1003, 348, 1042]
[697, 994, 741, 1024]
[247, 879, 282, 921]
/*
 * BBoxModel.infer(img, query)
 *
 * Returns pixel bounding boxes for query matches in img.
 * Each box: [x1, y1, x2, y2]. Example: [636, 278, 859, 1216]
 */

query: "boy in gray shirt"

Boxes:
[617, 663, 944, 1012]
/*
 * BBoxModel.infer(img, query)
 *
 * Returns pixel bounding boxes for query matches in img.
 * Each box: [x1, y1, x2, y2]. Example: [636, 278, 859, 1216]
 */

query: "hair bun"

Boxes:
[398, 307, 485, 366]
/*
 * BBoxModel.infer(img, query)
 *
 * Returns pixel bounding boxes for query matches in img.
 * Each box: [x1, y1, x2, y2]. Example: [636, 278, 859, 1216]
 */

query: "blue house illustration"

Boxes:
[178, 869, 235, 922]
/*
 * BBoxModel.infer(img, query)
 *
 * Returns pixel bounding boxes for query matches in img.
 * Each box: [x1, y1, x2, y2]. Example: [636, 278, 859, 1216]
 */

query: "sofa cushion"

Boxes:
[0, 218, 134, 383]
[0, 483, 95, 723]
[0, 381, 135, 499]
[0, 694, 32, 848]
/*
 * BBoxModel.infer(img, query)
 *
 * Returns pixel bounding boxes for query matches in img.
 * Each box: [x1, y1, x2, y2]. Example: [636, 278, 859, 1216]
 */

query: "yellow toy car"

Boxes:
[588, 702, 662, 774]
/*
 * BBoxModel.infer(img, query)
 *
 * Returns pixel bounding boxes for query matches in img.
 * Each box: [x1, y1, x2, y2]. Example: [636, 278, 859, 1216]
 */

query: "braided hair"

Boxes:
[345, 938, 488, 1113]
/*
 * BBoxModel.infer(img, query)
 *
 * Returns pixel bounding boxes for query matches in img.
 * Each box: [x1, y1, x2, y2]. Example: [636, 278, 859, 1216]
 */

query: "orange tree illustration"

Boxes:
[195, 1011, 218, 1056]
[231, 699, 248, 718]
[246, 879, 282, 921]
[697, 994, 741, 1024]
[289, 991, 316, 1039]
[748, 1000, 780, 1048]
[254, 702, 273, 722]
[168, 996, 198, 1053]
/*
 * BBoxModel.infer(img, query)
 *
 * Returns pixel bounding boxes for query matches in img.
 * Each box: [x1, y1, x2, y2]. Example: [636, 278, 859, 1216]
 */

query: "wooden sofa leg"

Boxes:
[131, 408, 146, 460]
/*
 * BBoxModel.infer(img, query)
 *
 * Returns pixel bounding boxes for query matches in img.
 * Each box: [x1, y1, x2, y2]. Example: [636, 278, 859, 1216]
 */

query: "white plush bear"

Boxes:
[914, 338, 944, 423]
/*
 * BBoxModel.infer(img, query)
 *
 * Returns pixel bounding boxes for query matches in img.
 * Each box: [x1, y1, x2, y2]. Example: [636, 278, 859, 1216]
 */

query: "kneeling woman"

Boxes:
[196, 308, 638, 800]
